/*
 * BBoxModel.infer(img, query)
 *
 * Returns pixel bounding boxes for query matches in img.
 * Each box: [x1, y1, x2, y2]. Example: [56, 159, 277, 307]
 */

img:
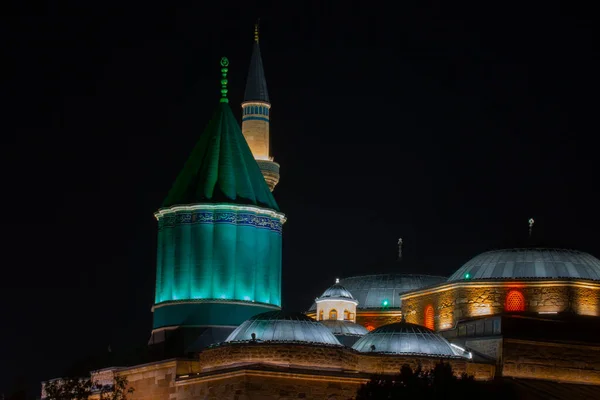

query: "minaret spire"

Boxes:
[241, 22, 280, 192]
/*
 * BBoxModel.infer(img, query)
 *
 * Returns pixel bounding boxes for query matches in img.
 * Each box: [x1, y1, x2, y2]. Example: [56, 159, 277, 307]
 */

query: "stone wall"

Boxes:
[196, 343, 495, 380]
[356, 312, 402, 331]
[106, 344, 495, 400]
[465, 338, 502, 361]
[179, 370, 364, 400]
[120, 361, 177, 400]
[198, 343, 357, 372]
[503, 339, 600, 385]
[402, 281, 600, 329]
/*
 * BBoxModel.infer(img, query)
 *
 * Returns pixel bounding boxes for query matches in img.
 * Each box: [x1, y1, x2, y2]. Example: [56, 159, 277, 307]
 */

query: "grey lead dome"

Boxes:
[225, 311, 342, 346]
[310, 274, 446, 311]
[352, 322, 458, 356]
[318, 282, 356, 301]
[448, 248, 600, 282]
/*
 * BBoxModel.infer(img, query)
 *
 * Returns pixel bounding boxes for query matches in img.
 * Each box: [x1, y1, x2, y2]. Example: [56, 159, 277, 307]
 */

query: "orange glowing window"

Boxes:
[318, 310, 323, 321]
[366, 325, 375, 331]
[343, 309, 350, 320]
[424, 305, 435, 330]
[329, 309, 338, 320]
[505, 290, 525, 312]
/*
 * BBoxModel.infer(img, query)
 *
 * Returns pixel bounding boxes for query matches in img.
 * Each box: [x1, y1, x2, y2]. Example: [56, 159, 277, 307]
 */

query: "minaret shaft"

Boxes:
[241, 100, 271, 161]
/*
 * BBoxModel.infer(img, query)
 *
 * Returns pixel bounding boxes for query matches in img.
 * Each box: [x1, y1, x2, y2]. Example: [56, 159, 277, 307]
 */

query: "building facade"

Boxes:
[42, 29, 600, 400]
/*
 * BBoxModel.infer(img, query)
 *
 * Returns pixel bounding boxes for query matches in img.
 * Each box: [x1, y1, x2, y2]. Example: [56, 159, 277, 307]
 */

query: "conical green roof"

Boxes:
[162, 102, 279, 211]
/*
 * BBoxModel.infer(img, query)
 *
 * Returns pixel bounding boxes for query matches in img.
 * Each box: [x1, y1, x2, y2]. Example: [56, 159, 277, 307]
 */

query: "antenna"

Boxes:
[397, 238, 403, 260]
[528, 218, 535, 239]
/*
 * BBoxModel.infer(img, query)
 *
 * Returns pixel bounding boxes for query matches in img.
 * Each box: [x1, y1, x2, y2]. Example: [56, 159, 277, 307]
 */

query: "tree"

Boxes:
[356, 361, 510, 399]
[98, 377, 134, 400]
[43, 376, 133, 400]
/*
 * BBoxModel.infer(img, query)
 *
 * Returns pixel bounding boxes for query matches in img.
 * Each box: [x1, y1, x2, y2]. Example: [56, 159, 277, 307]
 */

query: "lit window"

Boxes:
[425, 305, 434, 330]
[505, 290, 525, 312]
[318, 310, 323, 321]
[366, 325, 375, 332]
[344, 309, 350, 320]
[329, 309, 338, 320]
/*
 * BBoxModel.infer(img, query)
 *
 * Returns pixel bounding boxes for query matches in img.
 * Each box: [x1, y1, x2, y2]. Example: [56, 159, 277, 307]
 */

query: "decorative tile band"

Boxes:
[156, 204, 285, 234]
[242, 116, 270, 123]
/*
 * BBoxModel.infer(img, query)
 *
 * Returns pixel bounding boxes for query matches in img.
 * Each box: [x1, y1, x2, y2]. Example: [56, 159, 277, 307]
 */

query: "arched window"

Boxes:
[424, 305, 435, 330]
[329, 309, 338, 320]
[318, 309, 323, 321]
[343, 309, 350, 320]
[506, 290, 525, 312]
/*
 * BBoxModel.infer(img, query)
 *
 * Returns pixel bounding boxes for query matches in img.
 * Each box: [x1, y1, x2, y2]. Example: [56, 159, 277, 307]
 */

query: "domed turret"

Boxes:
[225, 311, 342, 346]
[352, 321, 459, 357]
[315, 279, 359, 323]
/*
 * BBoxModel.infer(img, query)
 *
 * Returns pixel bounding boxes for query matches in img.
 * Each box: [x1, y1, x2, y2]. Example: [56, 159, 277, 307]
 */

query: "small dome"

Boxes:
[320, 320, 369, 336]
[352, 321, 458, 357]
[225, 311, 342, 346]
[448, 248, 600, 282]
[317, 280, 356, 302]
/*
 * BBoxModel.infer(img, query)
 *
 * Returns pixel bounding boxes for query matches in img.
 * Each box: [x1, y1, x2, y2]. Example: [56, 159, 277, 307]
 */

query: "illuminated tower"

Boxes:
[150, 58, 286, 353]
[241, 24, 280, 191]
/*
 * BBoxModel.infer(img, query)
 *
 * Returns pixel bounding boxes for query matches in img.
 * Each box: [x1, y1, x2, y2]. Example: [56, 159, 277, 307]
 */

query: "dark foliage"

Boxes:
[44, 376, 133, 400]
[356, 361, 513, 399]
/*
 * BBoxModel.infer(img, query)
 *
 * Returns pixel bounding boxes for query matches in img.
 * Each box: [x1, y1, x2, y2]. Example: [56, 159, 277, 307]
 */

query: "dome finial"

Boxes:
[528, 217, 535, 239]
[335, 277, 340, 284]
[254, 20, 260, 43]
[219, 57, 229, 103]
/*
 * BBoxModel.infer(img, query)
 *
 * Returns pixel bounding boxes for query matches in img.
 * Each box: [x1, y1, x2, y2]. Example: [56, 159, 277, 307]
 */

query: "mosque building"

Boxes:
[42, 26, 600, 400]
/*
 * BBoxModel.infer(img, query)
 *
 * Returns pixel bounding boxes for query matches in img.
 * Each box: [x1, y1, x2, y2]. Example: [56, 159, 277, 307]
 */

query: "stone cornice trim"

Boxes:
[401, 279, 600, 301]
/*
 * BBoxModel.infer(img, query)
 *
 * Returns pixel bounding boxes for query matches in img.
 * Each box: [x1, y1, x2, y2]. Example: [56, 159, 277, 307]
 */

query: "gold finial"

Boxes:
[254, 22, 259, 43]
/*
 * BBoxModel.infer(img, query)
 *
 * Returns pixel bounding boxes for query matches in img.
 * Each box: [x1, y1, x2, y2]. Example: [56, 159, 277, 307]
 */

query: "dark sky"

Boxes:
[1, 1, 597, 396]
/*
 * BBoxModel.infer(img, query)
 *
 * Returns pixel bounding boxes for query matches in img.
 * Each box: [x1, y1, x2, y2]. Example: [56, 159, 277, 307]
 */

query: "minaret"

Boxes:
[241, 23, 280, 191]
[150, 57, 286, 354]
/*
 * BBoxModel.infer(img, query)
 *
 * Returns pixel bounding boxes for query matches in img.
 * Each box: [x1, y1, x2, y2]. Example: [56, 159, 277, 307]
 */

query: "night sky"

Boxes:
[2, 2, 598, 397]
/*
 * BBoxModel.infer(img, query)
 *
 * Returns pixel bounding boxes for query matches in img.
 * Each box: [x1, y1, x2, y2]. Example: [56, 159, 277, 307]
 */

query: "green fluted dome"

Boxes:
[162, 102, 279, 211]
